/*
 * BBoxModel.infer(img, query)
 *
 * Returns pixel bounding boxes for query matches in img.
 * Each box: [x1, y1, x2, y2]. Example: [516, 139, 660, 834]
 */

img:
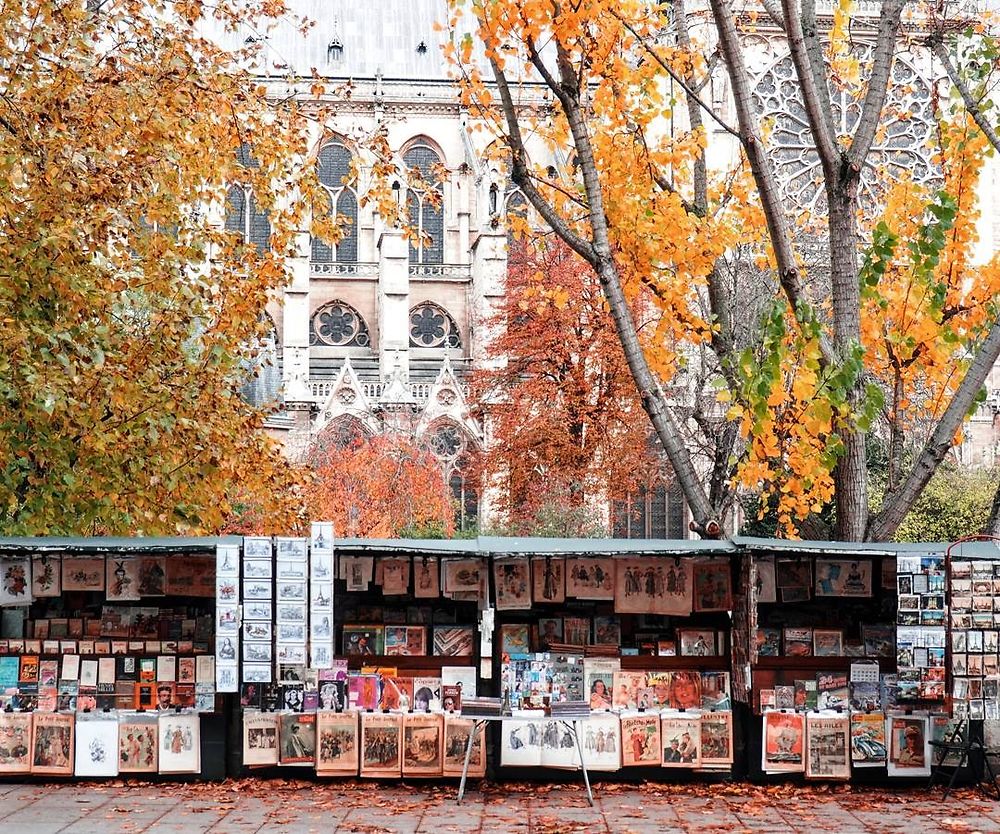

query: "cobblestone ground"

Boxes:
[1, 779, 999, 834]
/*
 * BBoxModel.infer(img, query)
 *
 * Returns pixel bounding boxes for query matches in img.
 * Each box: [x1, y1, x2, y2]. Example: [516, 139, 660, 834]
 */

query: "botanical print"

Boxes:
[661, 714, 702, 768]
[31, 554, 61, 598]
[887, 715, 930, 777]
[762, 711, 805, 773]
[317, 711, 359, 775]
[615, 558, 692, 616]
[402, 713, 443, 776]
[74, 717, 119, 777]
[31, 712, 74, 775]
[621, 714, 661, 766]
[815, 559, 872, 597]
[413, 557, 440, 599]
[693, 559, 733, 612]
[700, 711, 734, 765]
[442, 716, 485, 777]
[532, 557, 565, 604]
[158, 713, 200, 774]
[0, 557, 32, 606]
[137, 556, 166, 596]
[494, 558, 531, 610]
[279, 713, 316, 765]
[106, 557, 140, 601]
[566, 557, 615, 600]
[361, 712, 402, 778]
[119, 718, 158, 773]
[850, 712, 887, 767]
[0, 711, 32, 773]
[805, 714, 850, 780]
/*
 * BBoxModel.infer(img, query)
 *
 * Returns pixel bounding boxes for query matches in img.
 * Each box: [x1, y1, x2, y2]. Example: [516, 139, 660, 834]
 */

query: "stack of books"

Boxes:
[460, 696, 503, 717]
[549, 699, 590, 718]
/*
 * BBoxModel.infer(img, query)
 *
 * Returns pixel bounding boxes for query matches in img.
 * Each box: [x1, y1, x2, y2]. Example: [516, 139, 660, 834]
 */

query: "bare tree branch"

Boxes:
[929, 35, 1000, 157]
[798, 0, 839, 163]
[760, 0, 786, 30]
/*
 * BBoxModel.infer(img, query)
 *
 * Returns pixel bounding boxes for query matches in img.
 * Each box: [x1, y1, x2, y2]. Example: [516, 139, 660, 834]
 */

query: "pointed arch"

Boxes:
[313, 139, 358, 264]
[402, 138, 445, 265]
[310, 300, 371, 348]
[409, 302, 461, 350]
[224, 183, 271, 254]
[314, 415, 373, 453]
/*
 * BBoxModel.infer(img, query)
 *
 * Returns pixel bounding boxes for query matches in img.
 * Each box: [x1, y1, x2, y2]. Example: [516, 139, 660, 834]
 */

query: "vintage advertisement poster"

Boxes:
[580, 713, 621, 771]
[815, 559, 872, 597]
[850, 712, 887, 767]
[61, 557, 105, 593]
[615, 558, 692, 616]
[661, 714, 702, 768]
[493, 558, 532, 611]
[402, 712, 443, 777]
[118, 715, 158, 773]
[805, 713, 850, 780]
[317, 711, 359, 775]
[157, 713, 200, 774]
[74, 715, 119, 777]
[31, 712, 74, 775]
[566, 557, 615, 600]
[693, 559, 733, 612]
[30, 554, 61, 598]
[700, 711, 734, 765]
[886, 714, 931, 777]
[443, 716, 486, 777]
[242, 711, 279, 767]
[279, 713, 316, 766]
[762, 711, 805, 773]
[360, 712, 402, 778]
[0, 711, 32, 773]
[532, 557, 566, 604]
[621, 714, 661, 767]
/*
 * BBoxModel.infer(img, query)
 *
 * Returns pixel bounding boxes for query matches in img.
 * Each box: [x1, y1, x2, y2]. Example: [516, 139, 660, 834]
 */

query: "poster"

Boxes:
[31, 712, 74, 775]
[105, 556, 141, 602]
[762, 711, 805, 773]
[413, 557, 440, 599]
[443, 716, 486, 777]
[532, 557, 565, 604]
[693, 559, 733, 612]
[566, 557, 615, 600]
[118, 715, 158, 773]
[61, 557, 105, 593]
[580, 713, 621, 771]
[661, 714, 702, 768]
[164, 555, 214, 597]
[0, 556, 32, 606]
[805, 713, 850, 780]
[621, 713, 661, 766]
[850, 711, 887, 767]
[360, 712, 402, 777]
[615, 558, 692, 616]
[317, 711, 359, 775]
[242, 711, 279, 767]
[402, 712, 443, 777]
[279, 713, 316, 766]
[815, 559, 872, 598]
[700, 711, 734, 765]
[31, 554, 61, 598]
[886, 714, 931, 777]
[158, 712, 200, 774]
[74, 715, 119, 777]
[493, 558, 531, 611]
[0, 711, 32, 773]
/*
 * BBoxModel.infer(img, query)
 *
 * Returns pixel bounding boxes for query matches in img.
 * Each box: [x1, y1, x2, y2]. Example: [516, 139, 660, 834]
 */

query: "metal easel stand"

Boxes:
[928, 719, 1000, 800]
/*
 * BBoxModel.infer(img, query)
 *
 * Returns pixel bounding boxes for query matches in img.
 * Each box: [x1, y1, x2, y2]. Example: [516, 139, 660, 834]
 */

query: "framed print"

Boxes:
[813, 629, 844, 657]
[31, 554, 61, 598]
[106, 557, 140, 601]
[700, 711, 734, 765]
[61, 557, 105, 593]
[443, 716, 486, 777]
[317, 711, 359, 775]
[805, 713, 850, 779]
[278, 712, 316, 766]
[276, 622, 306, 643]
[442, 559, 486, 599]
[693, 559, 733, 612]
[432, 626, 474, 657]
[815, 559, 872, 598]
[621, 714, 661, 767]
[277, 644, 306, 664]
[361, 712, 402, 778]
[243, 559, 272, 580]
[762, 711, 805, 773]
[755, 556, 777, 604]
[615, 558, 692, 616]
[342, 625, 383, 656]
[158, 713, 200, 774]
[532, 557, 565, 604]
[31, 712, 74, 775]
[494, 558, 531, 611]
[566, 557, 615, 600]
[413, 557, 440, 599]
[887, 714, 931, 777]
[593, 616, 621, 646]
[0, 711, 32, 773]
[242, 711, 278, 767]
[74, 716, 119, 777]
[678, 629, 717, 657]
[661, 713, 702, 768]
[402, 712, 443, 777]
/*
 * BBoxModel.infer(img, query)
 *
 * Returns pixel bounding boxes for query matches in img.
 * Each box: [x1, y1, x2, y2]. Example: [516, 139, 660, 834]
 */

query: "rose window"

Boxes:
[751, 48, 936, 215]
[310, 302, 370, 347]
[427, 424, 466, 462]
[409, 303, 461, 349]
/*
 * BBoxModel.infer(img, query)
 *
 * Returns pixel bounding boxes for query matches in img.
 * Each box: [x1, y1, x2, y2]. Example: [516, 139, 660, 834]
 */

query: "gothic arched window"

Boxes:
[403, 141, 444, 265]
[239, 317, 281, 408]
[225, 184, 271, 254]
[310, 301, 371, 348]
[505, 189, 528, 247]
[313, 141, 358, 263]
[409, 302, 461, 349]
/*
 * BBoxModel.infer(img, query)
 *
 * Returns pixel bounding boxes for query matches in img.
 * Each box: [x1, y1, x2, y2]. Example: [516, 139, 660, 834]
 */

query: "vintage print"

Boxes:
[442, 559, 486, 598]
[566, 557, 615, 600]
[343, 556, 374, 592]
[61, 557, 105, 593]
[661, 714, 702, 768]
[693, 559, 733, 612]
[615, 558, 692, 616]
[158, 713, 200, 774]
[0, 711, 32, 773]
[105, 557, 140, 602]
[500, 624, 531, 657]
[815, 559, 872, 598]
[243, 536, 273, 559]
[136, 556, 166, 596]
[119, 718, 158, 773]
[31, 554, 61, 598]
[494, 558, 531, 610]
[0, 557, 32, 606]
[887, 715, 931, 777]
[679, 629, 717, 657]
[242, 712, 279, 767]
[402, 712, 443, 777]
[279, 713, 316, 766]
[563, 616, 590, 646]
[276, 537, 308, 561]
[776, 558, 812, 590]
[31, 712, 74, 775]
[413, 557, 440, 599]
[805, 714, 850, 780]
[621, 714, 661, 767]
[74, 717, 119, 777]
[850, 712, 887, 767]
[443, 716, 486, 777]
[762, 711, 805, 773]
[755, 556, 777, 604]
[164, 555, 214, 597]
[361, 712, 402, 778]
[380, 557, 410, 596]
[532, 557, 566, 604]
[700, 711, 734, 765]
[317, 711, 359, 775]
[580, 713, 621, 771]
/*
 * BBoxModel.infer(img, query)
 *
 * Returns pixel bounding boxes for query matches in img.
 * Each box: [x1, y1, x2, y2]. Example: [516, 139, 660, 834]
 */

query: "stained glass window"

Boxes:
[409, 302, 461, 349]
[403, 142, 444, 264]
[310, 301, 371, 348]
[313, 142, 358, 263]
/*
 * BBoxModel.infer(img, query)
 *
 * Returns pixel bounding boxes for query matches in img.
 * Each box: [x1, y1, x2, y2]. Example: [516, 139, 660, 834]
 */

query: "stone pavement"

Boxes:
[1, 778, 999, 834]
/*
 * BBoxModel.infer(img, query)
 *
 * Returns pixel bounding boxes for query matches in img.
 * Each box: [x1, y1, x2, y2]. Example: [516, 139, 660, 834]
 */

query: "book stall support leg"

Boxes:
[563, 718, 594, 807]
[456, 719, 486, 804]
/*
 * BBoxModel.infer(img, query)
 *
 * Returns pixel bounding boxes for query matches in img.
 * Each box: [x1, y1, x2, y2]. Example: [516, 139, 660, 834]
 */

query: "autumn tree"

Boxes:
[0, 0, 342, 535]
[302, 432, 455, 538]
[453, 0, 1000, 541]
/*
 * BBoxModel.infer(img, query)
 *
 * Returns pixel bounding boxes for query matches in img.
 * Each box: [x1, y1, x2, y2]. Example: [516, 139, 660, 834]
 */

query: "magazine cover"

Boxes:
[0, 711, 32, 773]
[580, 713, 621, 771]
[30, 712, 74, 775]
[443, 716, 486, 777]
[360, 712, 402, 777]
[886, 714, 931, 777]
[762, 711, 805, 773]
[402, 712, 443, 777]
[805, 713, 850, 780]
[242, 711, 279, 767]
[850, 711, 887, 767]
[118, 715, 158, 773]
[661, 713, 702, 768]
[316, 711, 359, 776]
[621, 713, 661, 766]
[158, 712, 200, 774]
[700, 711, 734, 766]
[279, 713, 316, 766]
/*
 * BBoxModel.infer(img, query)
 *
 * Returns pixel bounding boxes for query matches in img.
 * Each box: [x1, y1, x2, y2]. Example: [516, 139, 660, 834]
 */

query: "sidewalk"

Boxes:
[1, 778, 998, 834]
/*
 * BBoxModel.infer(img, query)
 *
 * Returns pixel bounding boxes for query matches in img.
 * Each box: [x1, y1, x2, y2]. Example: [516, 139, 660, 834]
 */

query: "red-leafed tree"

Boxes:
[472, 238, 663, 530]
